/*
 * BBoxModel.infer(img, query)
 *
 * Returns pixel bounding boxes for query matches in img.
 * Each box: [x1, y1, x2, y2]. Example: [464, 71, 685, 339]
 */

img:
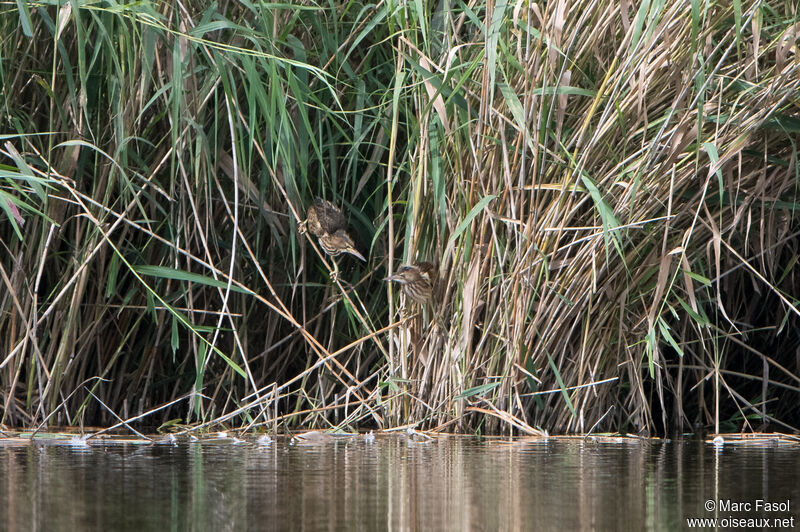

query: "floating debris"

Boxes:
[292, 431, 335, 444]
[713, 436, 725, 447]
[257, 435, 273, 446]
[706, 433, 800, 446]
[406, 428, 432, 443]
[216, 432, 228, 439]
[69, 435, 90, 448]
[363, 431, 375, 444]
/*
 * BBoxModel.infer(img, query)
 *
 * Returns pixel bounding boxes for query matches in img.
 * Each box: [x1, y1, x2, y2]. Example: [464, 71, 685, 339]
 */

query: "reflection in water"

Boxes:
[0, 435, 798, 531]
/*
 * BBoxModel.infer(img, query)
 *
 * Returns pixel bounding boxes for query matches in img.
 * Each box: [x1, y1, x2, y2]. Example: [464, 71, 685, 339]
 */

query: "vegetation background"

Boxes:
[1, 0, 798, 436]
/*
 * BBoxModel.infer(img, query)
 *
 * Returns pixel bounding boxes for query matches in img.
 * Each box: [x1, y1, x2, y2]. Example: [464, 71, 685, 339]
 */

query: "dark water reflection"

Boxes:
[0, 434, 798, 531]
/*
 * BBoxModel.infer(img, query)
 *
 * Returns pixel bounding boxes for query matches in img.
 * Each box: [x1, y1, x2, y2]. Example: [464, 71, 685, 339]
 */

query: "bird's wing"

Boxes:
[319, 199, 348, 232]
[306, 203, 324, 236]
[417, 262, 437, 282]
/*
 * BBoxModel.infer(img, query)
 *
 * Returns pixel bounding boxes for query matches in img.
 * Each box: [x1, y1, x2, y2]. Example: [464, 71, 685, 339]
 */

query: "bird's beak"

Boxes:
[347, 248, 366, 262]
[384, 274, 400, 282]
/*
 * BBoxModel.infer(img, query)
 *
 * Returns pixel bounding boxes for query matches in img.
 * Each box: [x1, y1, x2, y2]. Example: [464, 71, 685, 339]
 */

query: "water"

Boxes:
[0, 433, 797, 531]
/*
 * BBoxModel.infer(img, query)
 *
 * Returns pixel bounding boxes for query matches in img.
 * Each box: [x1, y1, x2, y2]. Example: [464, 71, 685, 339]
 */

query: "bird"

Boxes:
[386, 261, 446, 336]
[385, 262, 436, 305]
[300, 198, 365, 280]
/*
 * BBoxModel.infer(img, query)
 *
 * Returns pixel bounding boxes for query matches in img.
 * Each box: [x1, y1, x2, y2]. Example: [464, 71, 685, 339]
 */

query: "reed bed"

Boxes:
[1, 0, 798, 436]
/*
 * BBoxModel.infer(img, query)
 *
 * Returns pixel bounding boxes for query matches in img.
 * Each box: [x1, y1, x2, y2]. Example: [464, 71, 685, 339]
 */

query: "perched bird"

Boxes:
[385, 262, 436, 305]
[386, 261, 446, 331]
[300, 198, 364, 279]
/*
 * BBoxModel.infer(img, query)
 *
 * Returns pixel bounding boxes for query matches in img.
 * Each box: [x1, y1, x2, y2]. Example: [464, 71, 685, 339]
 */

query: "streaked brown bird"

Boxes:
[300, 198, 365, 279]
[385, 262, 436, 305]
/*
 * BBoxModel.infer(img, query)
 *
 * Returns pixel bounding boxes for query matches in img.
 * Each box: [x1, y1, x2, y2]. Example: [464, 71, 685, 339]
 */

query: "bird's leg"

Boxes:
[329, 259, 340, 282]
[398, 305, 410, 321]
[398, 301, 420, 322]
[297, 219, 308, 235]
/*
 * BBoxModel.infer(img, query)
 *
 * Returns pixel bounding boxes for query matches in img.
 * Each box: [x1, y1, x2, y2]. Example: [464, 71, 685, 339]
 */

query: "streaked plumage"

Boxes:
[385, 262, 436, 304]
[300, 199, 365, 279]
[318, 229, 365, 262]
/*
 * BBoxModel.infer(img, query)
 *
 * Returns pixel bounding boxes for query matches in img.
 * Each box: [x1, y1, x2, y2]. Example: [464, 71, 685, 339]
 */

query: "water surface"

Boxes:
[0, 433, 797, 531]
